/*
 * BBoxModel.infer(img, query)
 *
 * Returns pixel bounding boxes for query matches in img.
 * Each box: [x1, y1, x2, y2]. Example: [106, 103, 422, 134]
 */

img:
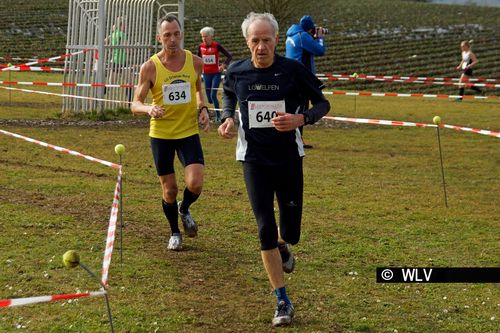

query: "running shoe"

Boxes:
[167, 233, 182, 251]
[272, 301, 294, 327]
[178, 201, 198, 237]
[279, 243, 295, 273]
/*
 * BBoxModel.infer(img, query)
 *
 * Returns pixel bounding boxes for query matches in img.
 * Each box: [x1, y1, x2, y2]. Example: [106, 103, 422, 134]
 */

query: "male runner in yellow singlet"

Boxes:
[132, 15, 210, 251]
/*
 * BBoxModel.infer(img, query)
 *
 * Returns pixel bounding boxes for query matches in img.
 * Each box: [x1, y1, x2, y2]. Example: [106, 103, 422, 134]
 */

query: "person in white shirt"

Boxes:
[456, 40, 482, 100]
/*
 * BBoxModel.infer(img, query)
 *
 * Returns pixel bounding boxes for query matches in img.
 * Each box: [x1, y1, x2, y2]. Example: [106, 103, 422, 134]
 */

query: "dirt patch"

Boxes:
[0, 185, 108, 225]
[0, 101, 61, 109]
[0, 117, 358, 129]
[0, 118, 149, 128]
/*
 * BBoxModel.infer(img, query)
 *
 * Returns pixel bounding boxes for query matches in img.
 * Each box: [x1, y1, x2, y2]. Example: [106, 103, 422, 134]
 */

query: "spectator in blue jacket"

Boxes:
[285, 15, 327, 148]
[285, 15, 326, 74]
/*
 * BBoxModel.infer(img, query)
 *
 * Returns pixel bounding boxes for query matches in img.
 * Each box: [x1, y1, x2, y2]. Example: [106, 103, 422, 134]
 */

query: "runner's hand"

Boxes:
[272, 111, 305, 132]
[218, 118, 235, 139]
[148, 106, 165, 118]
[199, 108, 210, 132]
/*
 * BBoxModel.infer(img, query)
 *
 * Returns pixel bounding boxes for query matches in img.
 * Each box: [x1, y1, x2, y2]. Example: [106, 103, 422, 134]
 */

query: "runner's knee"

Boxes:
[162, 185, 178, 201]
[259, 221, 279, 250]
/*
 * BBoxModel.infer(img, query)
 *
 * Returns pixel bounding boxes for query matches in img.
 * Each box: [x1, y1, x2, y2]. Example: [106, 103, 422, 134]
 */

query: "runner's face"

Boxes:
[157, 20, 182, 54]
[201, 32, 212, 45]
[246, 20, 278, 68]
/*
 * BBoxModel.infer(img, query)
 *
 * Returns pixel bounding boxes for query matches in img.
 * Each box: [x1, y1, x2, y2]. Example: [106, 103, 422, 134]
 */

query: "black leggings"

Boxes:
[459, 72, 482, 96]
[243, 159, 303, 250]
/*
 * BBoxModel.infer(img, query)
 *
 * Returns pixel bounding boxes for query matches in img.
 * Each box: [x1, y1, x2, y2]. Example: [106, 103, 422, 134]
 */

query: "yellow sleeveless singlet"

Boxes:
[149, 50, 198, 139]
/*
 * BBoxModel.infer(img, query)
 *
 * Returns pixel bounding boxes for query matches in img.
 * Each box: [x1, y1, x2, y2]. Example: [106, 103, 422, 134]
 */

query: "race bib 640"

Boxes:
[248, 100, 285, 128]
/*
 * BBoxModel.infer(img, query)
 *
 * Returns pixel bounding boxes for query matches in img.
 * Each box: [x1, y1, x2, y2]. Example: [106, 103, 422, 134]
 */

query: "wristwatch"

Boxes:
[303, 113, 311, 125]
[199, 106, 209, 114]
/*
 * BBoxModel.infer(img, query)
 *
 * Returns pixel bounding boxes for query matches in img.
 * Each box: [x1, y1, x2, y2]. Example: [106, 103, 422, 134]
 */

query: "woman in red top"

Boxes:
[197, 27, 232, 123]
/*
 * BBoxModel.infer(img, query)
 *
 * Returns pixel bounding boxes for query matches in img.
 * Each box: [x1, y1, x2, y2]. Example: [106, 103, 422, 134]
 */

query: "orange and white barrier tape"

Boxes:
[0, 290, 106, 308]
[440, 123, 500, 138]
[317, 73, 500, 83]
[0, 85, 130, 105]
[7, 83, 490, 101]
[0, 65, 65, 72]
[0, 80, 134, 88]
[0, 49, 93, 72]
[101, 170, 121, 287]
[1, 56, 65, 62]
[324, 116, 500, 138]
[207, 86, 494, 99]
[322, 76, 500, 88]
[323, 90, 495, 100]
[0, 129, 123, 289]
[210, 107, 499, 138]
[0, 129, 121, 169]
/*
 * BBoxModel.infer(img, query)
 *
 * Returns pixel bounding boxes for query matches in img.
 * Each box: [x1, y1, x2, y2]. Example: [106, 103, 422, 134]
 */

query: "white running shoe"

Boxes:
[272, 301, 294, 327]
[167, 233, 183, 251]
[178, 201, 198, 237]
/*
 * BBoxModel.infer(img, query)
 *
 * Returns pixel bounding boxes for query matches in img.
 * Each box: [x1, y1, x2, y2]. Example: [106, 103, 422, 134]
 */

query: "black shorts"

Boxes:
[150, 134, 204, 176]
[243, 158, 303, 250]
[463, 68, 473, 76]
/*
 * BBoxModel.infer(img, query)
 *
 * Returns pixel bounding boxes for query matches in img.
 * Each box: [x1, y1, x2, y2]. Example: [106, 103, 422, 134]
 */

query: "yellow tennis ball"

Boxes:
[114, 144, 125, 155]
[62, 250, 80, 268]
[433, 116, 441, 125]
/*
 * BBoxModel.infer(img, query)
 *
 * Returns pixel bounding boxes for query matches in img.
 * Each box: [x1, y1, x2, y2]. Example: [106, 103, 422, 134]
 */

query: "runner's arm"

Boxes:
[193, 55, 209, 131]
[131, 61, 165, 118]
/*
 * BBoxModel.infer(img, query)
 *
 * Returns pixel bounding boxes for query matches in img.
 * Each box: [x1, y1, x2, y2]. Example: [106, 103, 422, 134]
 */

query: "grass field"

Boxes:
[0, 2, 499, 330]
[0, 69, 499, 332]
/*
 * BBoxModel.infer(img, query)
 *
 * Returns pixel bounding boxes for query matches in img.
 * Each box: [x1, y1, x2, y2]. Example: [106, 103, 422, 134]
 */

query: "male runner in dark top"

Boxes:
[218, 12, 330, 327]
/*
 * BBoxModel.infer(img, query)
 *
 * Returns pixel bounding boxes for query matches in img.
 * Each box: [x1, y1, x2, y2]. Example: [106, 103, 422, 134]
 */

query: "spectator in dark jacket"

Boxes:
[285, 15, 327, 148]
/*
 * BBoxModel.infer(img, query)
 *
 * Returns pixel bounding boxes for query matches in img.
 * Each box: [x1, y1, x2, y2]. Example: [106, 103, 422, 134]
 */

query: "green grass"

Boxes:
[0, 91, 499, 332]
[1, 3, 499, 330]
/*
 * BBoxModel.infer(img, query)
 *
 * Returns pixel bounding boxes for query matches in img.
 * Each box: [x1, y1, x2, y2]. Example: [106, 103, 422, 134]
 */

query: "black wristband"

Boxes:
[303, 113, 311, 125]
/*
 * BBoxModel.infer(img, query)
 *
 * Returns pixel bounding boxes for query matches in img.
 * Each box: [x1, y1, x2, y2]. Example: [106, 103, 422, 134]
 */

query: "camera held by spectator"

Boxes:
[315, 26, 329, 36]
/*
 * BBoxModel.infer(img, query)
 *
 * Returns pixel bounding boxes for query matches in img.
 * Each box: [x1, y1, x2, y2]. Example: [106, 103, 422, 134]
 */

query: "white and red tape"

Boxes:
[0, 291, 106, 308]
[0, 49, 93, 72]
[101, 169, 121, 287]
[0, 85, 130, 105]
[0, 129, 123, 305]
[317, 73, 500, 83]
[323, 116, 500, 138]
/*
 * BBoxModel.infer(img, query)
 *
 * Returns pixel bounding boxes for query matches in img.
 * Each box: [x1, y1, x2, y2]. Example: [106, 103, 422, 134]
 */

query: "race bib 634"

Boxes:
[162, 82, 191, 105]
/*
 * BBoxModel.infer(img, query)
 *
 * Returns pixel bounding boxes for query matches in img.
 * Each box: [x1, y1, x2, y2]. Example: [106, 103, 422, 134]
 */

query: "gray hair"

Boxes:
[200, 26, 215, 36]
[241, 12, 278, 39]
[157, 15, 181, 34]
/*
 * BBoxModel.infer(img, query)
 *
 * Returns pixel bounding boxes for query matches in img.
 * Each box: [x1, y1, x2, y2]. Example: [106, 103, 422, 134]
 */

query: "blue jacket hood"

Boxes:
[286, 24, 304, 37]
